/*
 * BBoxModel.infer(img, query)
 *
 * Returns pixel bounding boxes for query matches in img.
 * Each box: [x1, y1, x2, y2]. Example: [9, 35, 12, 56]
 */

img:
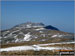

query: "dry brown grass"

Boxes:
[1, 41, 41, 48]
[0, 50, 58, 55]
[0, 41, 60, 48]
[1, 40, 74, 48]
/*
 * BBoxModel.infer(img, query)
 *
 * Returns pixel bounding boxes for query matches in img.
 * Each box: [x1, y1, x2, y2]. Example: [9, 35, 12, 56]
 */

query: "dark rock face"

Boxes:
[44, 25, 59, 31]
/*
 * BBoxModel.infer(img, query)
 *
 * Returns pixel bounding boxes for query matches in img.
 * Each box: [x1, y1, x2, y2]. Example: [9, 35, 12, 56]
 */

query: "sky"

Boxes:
[1, 1, 74, 33]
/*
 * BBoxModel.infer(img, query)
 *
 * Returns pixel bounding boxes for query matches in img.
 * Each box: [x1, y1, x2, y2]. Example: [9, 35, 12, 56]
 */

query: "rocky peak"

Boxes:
[14, 22, 45, 29]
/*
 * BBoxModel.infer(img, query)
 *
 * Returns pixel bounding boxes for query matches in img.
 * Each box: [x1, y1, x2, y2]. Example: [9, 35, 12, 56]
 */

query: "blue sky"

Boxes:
[1, 1, 74, 33]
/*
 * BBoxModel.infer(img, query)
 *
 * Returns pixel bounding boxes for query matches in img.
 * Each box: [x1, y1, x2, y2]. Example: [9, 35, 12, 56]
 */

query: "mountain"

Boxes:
[0, 22, 74, 45]
[0, 22, 74, 55]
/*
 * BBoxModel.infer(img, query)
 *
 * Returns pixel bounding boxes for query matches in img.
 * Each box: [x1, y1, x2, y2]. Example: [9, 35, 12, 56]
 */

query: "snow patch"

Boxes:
[51, 34, 63, 38]
[35, 28, 45, 31]
[41, 39, 46, 41]
[38, 41, 75, 46]
[15, 39, 19, 42]
[0, 45, 61, 52]
[24, 33, 31, 41]
[35, 37, 38, 38]
[0, 46, 34, 52]
[26, 24, 31, 28]
[52, 35, 58, 37]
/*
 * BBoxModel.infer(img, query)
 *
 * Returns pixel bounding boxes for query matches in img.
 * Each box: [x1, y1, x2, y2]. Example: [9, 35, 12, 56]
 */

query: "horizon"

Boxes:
[1, 1, 74, 33]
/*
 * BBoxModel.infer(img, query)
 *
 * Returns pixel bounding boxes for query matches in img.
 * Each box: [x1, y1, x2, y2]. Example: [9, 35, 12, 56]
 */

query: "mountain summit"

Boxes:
[13, 22, 59, 31]
[14, 22, 45, 29]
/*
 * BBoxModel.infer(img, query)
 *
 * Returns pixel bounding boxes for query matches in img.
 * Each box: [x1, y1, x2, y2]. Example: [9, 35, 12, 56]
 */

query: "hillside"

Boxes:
[0, 22, 74, 55]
